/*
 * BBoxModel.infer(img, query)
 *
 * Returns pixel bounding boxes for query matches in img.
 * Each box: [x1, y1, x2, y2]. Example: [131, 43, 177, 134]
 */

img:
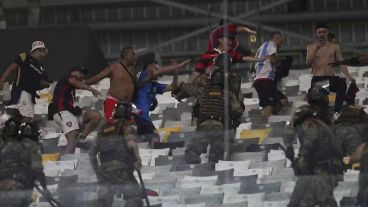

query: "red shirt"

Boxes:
[208, 23, 239, 51]
[194, 49, 245, 74]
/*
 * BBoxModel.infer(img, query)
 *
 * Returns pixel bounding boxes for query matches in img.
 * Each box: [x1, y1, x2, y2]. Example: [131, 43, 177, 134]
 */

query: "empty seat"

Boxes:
[239, 182, 281, 194]
[183, 193, 224, 207]
[230, 151, 266, 162]
[168, 131, 196, 143]
[155, 155, 186, 166]
[160, 187, 201, 197]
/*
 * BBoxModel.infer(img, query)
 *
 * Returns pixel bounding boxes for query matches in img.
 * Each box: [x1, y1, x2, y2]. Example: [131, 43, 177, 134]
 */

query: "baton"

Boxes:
[137, 169, 151, 207]
[35, 185, 61, 207]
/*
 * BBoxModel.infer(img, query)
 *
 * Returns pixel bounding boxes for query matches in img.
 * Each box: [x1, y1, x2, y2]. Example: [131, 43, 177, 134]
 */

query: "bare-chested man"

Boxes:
[85, 47, 138, 124]
[306, 23, 354, 113]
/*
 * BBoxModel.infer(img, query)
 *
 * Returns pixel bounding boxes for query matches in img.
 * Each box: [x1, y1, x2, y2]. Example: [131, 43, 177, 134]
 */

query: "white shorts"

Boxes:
[17, 91, 34, 118]
[53, 110, 82, 134]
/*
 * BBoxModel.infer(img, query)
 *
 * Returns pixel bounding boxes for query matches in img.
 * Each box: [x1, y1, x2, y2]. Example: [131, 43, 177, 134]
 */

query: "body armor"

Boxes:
[198, 86, 226, 125]
[0, 140, 34, 188]
[96, 126, 135, 169]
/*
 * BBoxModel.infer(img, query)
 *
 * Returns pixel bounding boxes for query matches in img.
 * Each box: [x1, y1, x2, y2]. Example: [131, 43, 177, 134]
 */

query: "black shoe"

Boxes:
[76, 139, 91, 150]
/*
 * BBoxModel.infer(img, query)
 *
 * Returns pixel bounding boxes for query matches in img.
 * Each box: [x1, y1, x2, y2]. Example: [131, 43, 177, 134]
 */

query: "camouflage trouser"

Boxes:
[185, 120, 224, 164]
[357, 146, 368, 207]
[0, 180, 32, 207]
[98, 169, 143, 207]
[288, 172, 338, 207]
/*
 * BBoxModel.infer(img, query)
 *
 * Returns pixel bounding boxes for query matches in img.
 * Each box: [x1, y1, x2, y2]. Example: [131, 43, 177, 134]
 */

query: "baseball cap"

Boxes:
[30, 41, 48, 54]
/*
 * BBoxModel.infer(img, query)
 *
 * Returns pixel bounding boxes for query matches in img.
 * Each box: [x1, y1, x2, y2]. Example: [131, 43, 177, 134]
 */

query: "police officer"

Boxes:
[175, 53, 243, 164]
[0, 110, 51, 207]
[283, 85, 343, 207]
[89, 102, 143, 207]
[334, 106, 368, 207]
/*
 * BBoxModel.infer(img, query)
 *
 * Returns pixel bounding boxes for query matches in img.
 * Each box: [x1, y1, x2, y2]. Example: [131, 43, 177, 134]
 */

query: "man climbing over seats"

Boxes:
[208, 18, 257, 51]
[175, 53, 243, 165]
[89, 102, 143, 207]
[50, 66, 102, 154]
[284, 85, 344, 207]
[253, 31, 290, 118]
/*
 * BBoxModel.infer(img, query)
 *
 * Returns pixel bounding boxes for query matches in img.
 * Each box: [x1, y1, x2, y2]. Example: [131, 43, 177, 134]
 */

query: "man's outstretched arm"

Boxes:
[154, 59, 190, 77]
[84, 67, 112, 85]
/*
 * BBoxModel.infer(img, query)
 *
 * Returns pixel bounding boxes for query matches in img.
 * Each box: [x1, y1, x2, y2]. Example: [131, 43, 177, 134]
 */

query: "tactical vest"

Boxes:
[0, 141, 34, 188]
[298, 118, 344, 175]
[96, 133, 135, 169]
[198, 86, 227, 125]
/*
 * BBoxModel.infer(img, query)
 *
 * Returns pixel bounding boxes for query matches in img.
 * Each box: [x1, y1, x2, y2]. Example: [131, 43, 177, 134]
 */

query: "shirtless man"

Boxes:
[306, 23, 354, 113]
[84, 47, 138, 124]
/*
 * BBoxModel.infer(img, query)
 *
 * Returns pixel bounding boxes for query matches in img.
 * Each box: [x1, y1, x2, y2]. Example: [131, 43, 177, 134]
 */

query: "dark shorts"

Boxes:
[311, 76, 347, 112]
[254, 79, 287, 107]
[135, 116, 157, 142]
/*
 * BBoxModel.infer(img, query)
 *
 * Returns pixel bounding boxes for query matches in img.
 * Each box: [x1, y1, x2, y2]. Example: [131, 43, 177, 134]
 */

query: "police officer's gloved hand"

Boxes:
[285, 146, 295, 161]
[171, 82, 183, 97]
[150, 97, 158, 111]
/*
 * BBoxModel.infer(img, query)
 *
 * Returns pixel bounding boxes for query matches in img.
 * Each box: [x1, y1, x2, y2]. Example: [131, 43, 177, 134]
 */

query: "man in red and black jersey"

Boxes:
[51, 66, 101, 154]
[208, 18, 257, 51]
[0, 41, 51, 120]
[187, 35, 266, 83]
[178, 36, 265, 125]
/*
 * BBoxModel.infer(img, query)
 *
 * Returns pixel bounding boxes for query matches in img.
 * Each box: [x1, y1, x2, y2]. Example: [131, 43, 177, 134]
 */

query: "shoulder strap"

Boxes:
[120, 63, 138, 97]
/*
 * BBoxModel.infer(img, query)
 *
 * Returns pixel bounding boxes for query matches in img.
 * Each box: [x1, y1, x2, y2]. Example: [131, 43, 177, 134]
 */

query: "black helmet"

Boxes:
[208, 68, 225, 87]
[19, 121, 41, 142]
[2, 117, 21, 141]
[307, 85, 329, 102]
[0, 107, 22, 138]
[113, 102, 132, 119]
[214, 53, 233, 68]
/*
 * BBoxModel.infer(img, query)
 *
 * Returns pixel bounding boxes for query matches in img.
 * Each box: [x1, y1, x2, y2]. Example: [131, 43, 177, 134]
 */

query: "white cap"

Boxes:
[31, 41, 48, 54]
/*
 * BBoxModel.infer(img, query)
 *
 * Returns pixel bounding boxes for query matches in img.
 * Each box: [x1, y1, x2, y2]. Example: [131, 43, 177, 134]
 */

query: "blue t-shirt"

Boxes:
[134, 69, 167, 121]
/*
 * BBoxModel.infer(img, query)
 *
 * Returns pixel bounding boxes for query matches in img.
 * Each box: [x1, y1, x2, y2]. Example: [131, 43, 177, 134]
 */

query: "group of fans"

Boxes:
[0, 18, 368, 207]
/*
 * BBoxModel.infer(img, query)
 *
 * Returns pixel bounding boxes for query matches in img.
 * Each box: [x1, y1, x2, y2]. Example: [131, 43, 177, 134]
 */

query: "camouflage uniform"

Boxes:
[89, 123, 143, 207]
[178, 71, 243, 164]
[284, 105, 343, 207]
[359, 146, 368, 207]
[0, 138, 44, 207]
[334, 106, 368, 207]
